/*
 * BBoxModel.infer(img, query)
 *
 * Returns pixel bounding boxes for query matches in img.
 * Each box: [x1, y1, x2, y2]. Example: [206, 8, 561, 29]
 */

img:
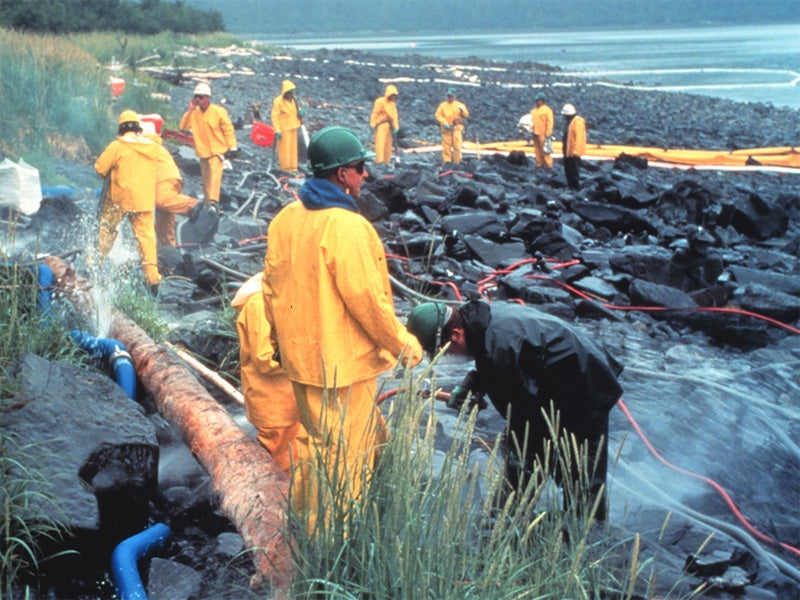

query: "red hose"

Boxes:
[618, 398, 800, 558]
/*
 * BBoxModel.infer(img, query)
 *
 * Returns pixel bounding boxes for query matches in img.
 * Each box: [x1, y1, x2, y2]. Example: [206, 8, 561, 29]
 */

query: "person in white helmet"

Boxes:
[178, 81, 238, 214]
[561, 103, 586, 190]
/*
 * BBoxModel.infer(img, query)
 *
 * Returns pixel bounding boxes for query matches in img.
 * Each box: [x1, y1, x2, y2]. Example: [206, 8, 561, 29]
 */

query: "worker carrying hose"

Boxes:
[263, 126, 423, 533]
[369, 84, 400, 165]
[407, 299, 623, 521]
[561, 103, 587, 190]
[178, 81, 238, 215]
[94, 109, 162, 295]
[232, 273, 300, 474]
[271, 79, 303, 174]
[434, 87, 470, 166]
[531, 91, 554, 168]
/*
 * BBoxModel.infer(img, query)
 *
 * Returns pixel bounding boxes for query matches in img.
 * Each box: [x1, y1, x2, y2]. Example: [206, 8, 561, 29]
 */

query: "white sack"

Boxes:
[0, 158, 42, 216]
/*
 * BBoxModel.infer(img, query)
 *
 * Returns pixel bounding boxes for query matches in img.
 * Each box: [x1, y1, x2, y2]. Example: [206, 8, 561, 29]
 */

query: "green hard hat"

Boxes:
[307, 126, 374, 174]
[407, 302, 451, 356]
[535, 92, 546, 101]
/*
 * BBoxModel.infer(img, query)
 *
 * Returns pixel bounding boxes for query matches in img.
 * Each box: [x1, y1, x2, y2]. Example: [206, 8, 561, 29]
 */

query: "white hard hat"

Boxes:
[193, 81, 211, 96]
[561, 103, 576, 116]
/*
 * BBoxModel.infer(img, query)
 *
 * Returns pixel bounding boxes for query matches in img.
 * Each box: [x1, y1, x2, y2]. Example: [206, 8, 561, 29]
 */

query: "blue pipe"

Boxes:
[34, 263, 54, 317]
[69, 330, 137, 400]
[41, 185, 77, 199]
[111, 522, 171, 600]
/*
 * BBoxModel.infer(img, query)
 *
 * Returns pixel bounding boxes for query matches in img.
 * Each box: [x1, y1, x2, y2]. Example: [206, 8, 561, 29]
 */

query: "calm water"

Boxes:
[249, 24, 800, 109]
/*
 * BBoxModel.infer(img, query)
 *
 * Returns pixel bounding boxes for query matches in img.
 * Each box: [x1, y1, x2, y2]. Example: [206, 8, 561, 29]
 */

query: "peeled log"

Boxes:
[44, 256, 293, 592]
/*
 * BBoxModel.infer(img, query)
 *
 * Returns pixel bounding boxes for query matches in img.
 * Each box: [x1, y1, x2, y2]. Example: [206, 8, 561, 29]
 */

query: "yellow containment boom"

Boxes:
[406, 140, 800, 172]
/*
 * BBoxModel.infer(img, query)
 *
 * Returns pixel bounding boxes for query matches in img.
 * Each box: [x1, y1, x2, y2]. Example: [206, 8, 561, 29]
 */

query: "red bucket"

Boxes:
[250, 121, 275, 148]
[110, 77, 126, 98]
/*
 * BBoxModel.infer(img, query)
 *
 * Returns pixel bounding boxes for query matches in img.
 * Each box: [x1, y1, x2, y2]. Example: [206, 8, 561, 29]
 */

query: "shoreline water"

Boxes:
[245, 23, 800, 110]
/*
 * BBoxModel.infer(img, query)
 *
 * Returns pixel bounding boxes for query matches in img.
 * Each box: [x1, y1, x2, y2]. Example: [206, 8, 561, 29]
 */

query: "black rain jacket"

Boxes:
[460, 300, 623, 426]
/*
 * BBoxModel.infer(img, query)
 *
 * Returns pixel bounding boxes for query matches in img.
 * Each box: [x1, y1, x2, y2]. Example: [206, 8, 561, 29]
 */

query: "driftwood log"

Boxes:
[43, 256, 293, 592]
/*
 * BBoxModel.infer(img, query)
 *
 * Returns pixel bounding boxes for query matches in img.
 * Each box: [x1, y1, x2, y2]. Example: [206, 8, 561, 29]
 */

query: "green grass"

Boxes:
[284, 362, 702, 599]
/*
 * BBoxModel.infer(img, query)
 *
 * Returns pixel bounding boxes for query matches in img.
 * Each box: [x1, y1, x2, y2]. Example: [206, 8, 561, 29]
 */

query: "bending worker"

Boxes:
[233, 273, 300, 474]
[369, 84, 400, 165]
[407, 299, 623, 521]
[178, 81, 238, 214]
[141, 121, 200, 248]
[434, 87, 469, 166]
[94, 109, 161, 294]
[263, 126, 423, 532]
[531, 91, 554, 168]
[271, 79, 303, 174]
[561, 103, 587, 190]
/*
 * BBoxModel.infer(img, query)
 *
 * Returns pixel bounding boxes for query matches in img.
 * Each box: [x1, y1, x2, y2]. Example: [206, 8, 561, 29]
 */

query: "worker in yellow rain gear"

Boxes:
[370, 84, 400, 165]
[94, 109, 162, 294]
[531, 91, 554, 168]
[141, 121, 200, 247]
[233, 273, 300, 474]
[561, 103, 587, 190]
[178, 81, 238, 213]
[263, 126, 423, 533]
[271, 79, 303, 173]
[435, 87, 470, 165]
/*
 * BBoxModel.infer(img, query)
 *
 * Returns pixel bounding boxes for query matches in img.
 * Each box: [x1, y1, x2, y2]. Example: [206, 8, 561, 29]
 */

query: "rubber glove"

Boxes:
[393, 128, 399, 135]
[443, 124, 451, 130]
[275, 131, 282, 139]
[447, 370, 479, 410]
[225, 148, 239, 160]
[298, 108, 306, 117]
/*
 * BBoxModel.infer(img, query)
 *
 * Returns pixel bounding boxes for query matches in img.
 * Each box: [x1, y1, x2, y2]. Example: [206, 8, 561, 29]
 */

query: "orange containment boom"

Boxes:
[408, 140, 800, 172]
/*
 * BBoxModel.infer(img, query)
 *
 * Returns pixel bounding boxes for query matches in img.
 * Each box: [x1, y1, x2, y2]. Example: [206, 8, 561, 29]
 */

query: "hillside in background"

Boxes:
[183, 0, 798, 36]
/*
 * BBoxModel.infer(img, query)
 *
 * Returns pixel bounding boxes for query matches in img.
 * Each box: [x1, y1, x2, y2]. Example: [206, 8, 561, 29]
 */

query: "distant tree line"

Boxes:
[0, 0, 224, 34]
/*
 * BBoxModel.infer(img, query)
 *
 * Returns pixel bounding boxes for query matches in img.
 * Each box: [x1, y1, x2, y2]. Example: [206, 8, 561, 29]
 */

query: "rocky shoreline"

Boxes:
[8, 45, 800, 598]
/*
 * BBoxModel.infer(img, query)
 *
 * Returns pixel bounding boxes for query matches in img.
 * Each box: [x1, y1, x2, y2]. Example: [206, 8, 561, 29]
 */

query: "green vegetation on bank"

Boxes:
[286, 366, 703, 599]
[0, 0, 224, 35]
[0, 27, 249, 177]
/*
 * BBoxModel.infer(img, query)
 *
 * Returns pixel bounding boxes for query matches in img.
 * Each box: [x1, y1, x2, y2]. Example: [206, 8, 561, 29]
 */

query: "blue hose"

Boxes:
[34, 263, 54, 318]
[111, 522, 171, 600]
[69, 330, 137, 400]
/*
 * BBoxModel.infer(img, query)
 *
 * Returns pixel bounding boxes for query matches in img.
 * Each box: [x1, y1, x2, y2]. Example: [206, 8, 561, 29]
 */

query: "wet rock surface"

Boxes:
[5, 46, 800, 598]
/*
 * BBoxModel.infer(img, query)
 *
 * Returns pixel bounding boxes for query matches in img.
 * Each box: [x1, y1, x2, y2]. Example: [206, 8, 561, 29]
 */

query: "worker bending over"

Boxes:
[407, 299, 623, 521]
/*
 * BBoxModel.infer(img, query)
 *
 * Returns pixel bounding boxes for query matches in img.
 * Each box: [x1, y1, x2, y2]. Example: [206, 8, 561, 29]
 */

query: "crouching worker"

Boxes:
[232, 273, 300, 474]
[140, 121, 200, 247]
[407, 299, 623, 521]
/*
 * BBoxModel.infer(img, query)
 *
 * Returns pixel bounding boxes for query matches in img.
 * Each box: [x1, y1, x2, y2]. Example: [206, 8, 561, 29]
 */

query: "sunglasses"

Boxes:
[342, 161, 366, 175]
[194, 95, 208, 100]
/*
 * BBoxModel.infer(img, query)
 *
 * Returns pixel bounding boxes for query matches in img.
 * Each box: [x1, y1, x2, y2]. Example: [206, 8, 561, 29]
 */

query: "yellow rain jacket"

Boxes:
[565, 115, 587, 157]
[94, 132, 160, 212]
[435, 98, 469, 131]
[271, 80, 302, 135]
[370, 84, 399, 130]
[531, 103, 554, 137]
[370, 84, 400, 164]
[178, 102, 236, 159]
[263, 200, 422, 388]
[236, 285, 300, 474]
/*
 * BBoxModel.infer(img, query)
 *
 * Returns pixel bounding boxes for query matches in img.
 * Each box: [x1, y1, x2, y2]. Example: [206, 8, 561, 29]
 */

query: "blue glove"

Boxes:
[371, 126, 376, 132]
[393, 128, 399, 135]
[443, 124, 451, 130]
[275, 131, 282, 139]
[298, 108, 306, 117]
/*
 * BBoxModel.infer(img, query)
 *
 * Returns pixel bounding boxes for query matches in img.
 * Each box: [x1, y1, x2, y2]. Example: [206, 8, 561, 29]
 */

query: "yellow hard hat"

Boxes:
[118, 109, 140, 125]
